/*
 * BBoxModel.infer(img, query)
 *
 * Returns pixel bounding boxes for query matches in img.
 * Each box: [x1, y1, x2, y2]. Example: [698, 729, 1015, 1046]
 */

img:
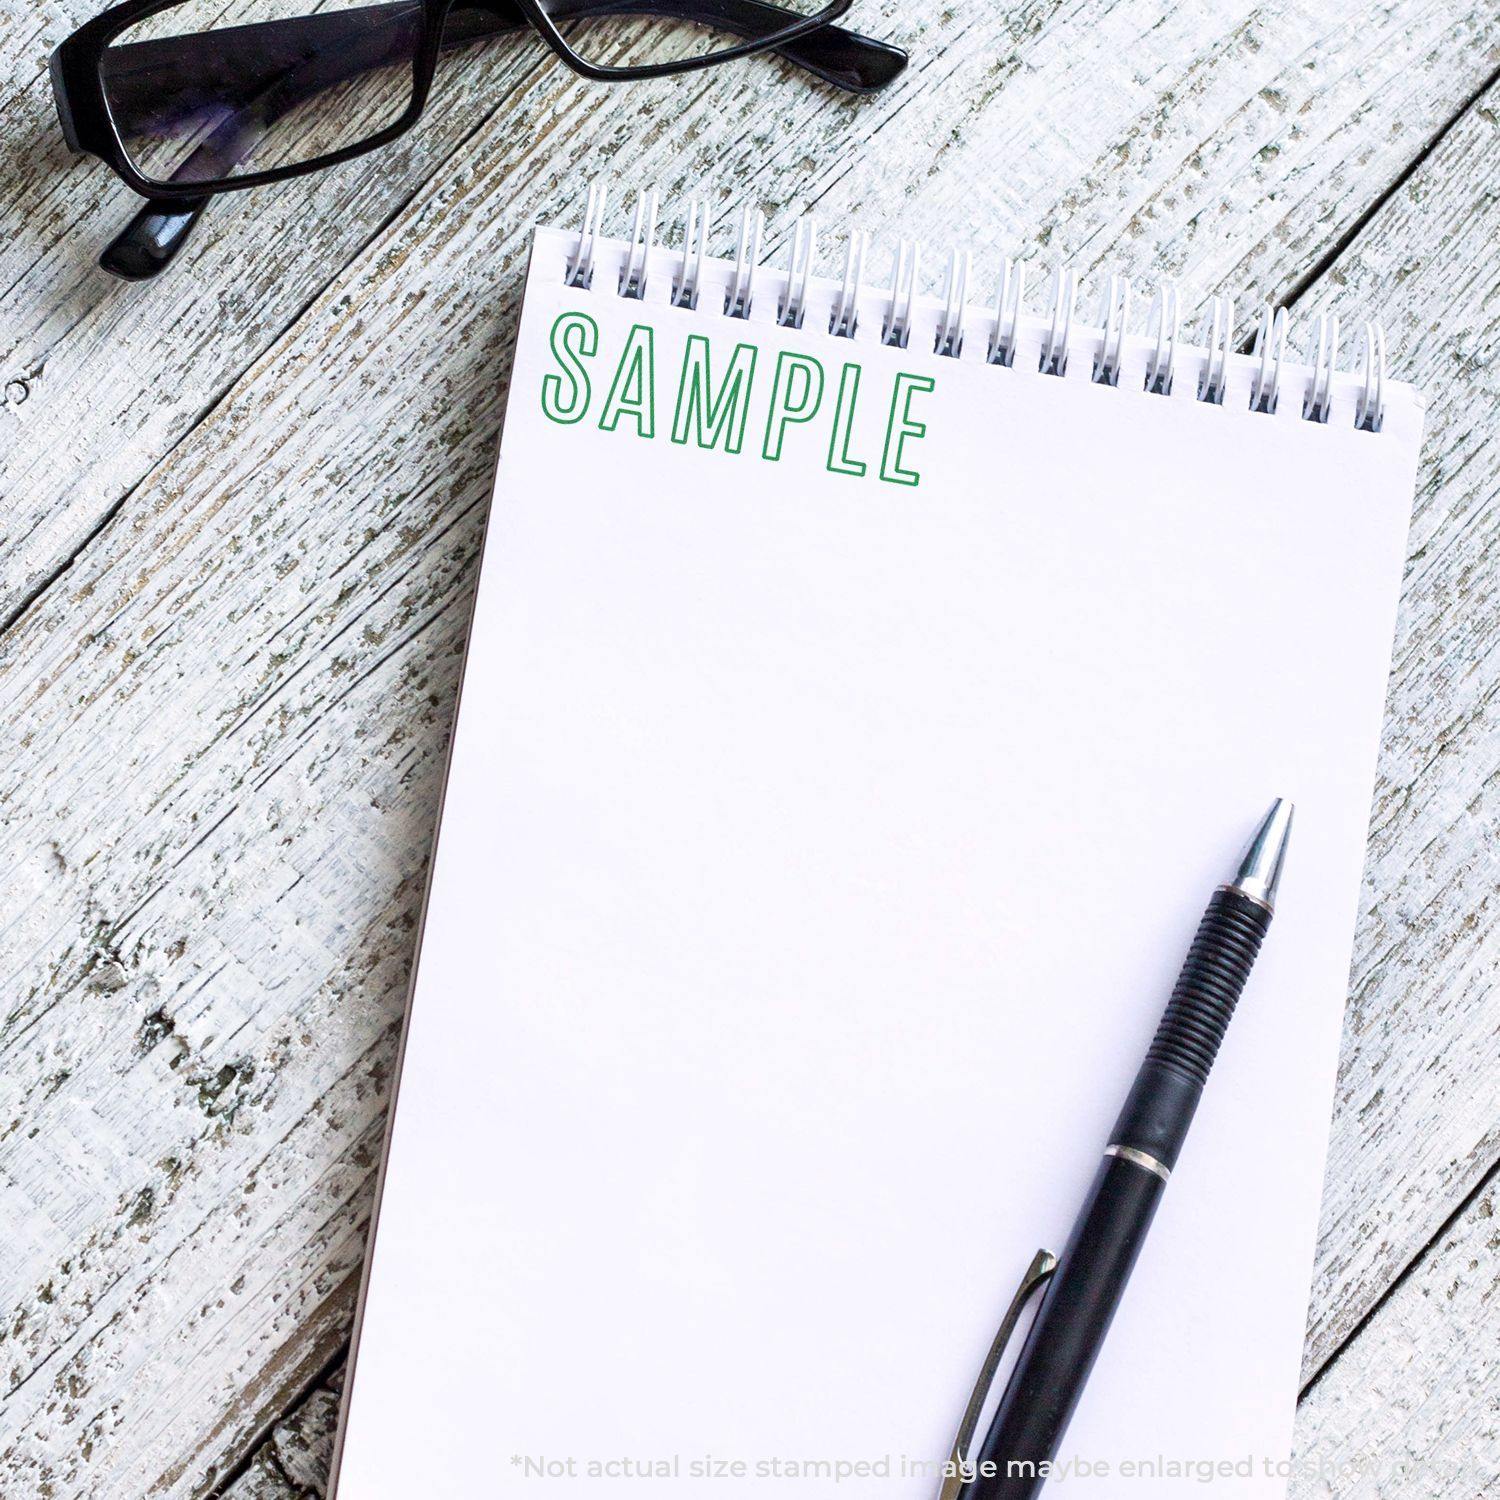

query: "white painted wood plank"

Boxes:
[1294, 1173, 1500, 1496]
[1297, 90, 1500, 1376]
[220, 1370, 343, 1499]
[2, 5, 1498, 1496]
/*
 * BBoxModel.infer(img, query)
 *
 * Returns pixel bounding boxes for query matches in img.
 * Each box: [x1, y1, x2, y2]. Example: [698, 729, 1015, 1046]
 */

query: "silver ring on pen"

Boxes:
[1104, 1144, 1171, 1182]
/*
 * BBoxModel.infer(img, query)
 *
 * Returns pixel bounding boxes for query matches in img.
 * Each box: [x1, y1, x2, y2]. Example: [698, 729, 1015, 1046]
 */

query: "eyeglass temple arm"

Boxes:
[101, 0, 905, 277]
[459, 0, 907, 93]
[102, 197, 211, 279]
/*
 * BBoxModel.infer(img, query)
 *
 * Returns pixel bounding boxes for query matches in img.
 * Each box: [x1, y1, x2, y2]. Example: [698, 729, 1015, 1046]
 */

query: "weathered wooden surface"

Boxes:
[1, 0, 1496, 1494]
[1293, 82, 1500, 1385]
[1295, 1171, 1500, 1495]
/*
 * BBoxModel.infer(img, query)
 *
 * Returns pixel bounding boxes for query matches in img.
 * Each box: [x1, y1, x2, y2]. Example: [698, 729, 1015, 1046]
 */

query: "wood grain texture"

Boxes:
[220, 1369, 343, 1500]
[0, 0, 1496, 1494]
[1295, 1171, 1500, 1494]
[1299, 82, 1500, 1379]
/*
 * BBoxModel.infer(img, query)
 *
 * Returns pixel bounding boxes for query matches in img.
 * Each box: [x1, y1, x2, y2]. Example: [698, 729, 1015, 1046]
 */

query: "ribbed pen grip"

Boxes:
[1147, 888, 1270, 1086]
[1109, 886, 1273, 1170]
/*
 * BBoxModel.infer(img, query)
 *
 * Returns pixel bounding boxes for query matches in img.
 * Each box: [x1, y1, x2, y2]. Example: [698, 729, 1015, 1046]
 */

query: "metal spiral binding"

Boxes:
[1354, 322, 1386, 432]
[566, 181, 607, 289]
[1250, 305, 1288, 415]
[779, 218, 816, 330]
[672, 197, 708, 309]
[1039, 267, 1078, 378]
[1197, 294, 1233, 405]
[1093, 275, 1130, 386]
[1303, 313, 1339, 424]
[1145, 285, 1181, 396]
[988, 259, 1025, 368]
[935, 249, 971, 358]
[830, 232, 867, 339]
[725, 206, 762, 319]
[883, 240, 920, 349]
[565, 186, 1392, 433]
[619, 188, 658, 300]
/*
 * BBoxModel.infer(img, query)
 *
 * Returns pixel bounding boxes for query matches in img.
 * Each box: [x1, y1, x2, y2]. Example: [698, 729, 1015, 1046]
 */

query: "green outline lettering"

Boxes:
[671, 334, 759, 454]
[880, 372, 936, 486]
[599, 324, 657, 437]
[762, 352, 825, 461]
[826, 362, 868, 478]
[540, 311, 598, 425]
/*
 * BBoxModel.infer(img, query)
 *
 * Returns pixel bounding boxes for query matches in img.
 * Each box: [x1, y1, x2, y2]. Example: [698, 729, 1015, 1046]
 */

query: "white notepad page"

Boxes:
[332, 222, 1424, 1500]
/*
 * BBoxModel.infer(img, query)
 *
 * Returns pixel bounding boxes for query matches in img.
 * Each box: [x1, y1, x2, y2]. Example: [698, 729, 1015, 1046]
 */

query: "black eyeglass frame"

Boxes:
[51, 0, 857, 202]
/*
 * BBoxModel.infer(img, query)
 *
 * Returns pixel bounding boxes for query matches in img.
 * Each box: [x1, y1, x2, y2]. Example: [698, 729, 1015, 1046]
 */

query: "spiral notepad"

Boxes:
[332, 191, 1425, 1499]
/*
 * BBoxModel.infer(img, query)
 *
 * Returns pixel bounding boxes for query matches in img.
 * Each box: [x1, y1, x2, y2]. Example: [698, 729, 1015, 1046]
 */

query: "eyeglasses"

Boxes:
[49, 0, 906, 280]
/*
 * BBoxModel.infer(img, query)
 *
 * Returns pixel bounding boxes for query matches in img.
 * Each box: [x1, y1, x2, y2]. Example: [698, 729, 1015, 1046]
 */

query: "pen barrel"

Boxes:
[1110, 886, 1271, 1170]
[962, 886, 1273, 1500]
[964, 1155, 1165, 1500]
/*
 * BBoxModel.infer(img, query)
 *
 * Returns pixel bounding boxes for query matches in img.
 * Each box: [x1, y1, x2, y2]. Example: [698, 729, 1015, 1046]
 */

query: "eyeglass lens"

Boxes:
[99, 0, 844, 191]
[100, 0, 424, 186]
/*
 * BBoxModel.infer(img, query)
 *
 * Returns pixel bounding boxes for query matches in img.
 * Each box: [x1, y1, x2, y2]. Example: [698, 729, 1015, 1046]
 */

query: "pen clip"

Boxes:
[936, 1248, 1058, 1500]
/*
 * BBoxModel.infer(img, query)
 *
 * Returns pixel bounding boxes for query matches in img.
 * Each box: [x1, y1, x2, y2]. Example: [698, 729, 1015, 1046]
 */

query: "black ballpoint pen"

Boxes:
[942, 799, 1295, 1500]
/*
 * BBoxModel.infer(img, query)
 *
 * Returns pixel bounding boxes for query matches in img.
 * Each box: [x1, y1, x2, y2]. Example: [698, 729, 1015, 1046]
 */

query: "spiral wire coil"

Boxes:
[566, 186, 1390, 433]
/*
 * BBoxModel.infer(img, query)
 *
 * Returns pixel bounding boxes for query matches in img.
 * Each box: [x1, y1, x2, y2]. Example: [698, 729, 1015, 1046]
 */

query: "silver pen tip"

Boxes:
[1230, 798, 1294, 912]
